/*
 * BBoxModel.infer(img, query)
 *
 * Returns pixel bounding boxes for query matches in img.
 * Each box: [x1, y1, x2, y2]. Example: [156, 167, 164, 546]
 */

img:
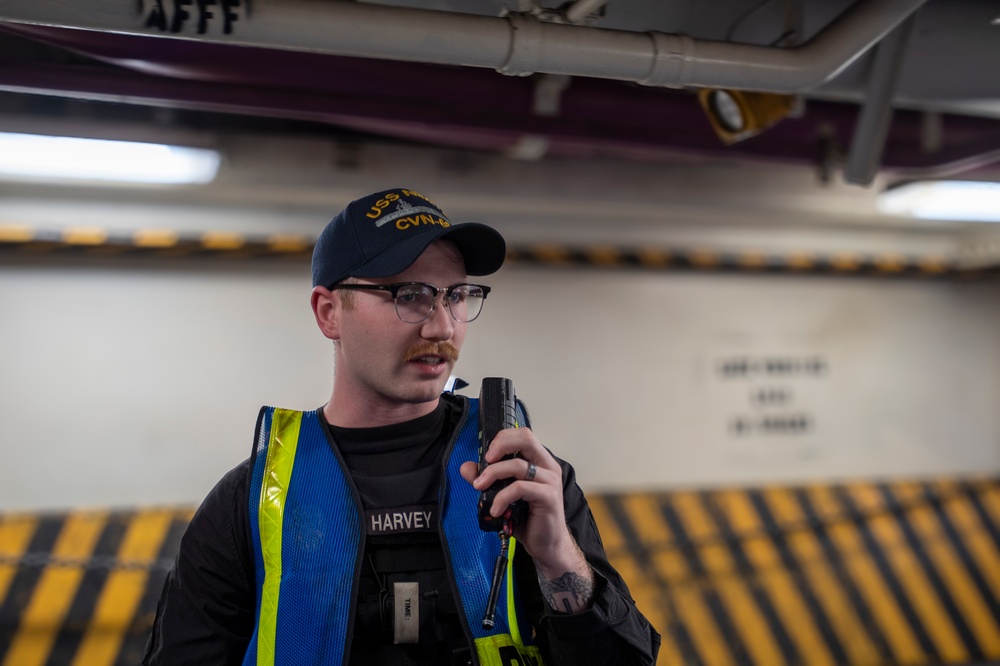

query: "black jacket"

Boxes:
[143, 396, 660, 665]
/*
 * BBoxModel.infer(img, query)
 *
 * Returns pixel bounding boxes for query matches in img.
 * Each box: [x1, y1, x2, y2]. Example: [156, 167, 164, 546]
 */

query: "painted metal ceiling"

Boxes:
[0, 0, 998, 181]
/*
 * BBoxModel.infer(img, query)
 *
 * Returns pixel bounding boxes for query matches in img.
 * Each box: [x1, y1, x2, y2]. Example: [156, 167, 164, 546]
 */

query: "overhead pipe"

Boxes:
[888, 148, 1000, 181]
[0, 0, 926, 93]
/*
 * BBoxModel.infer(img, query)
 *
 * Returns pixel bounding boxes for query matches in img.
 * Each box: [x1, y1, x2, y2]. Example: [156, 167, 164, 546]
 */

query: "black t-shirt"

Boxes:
[332, 399, 471, 665]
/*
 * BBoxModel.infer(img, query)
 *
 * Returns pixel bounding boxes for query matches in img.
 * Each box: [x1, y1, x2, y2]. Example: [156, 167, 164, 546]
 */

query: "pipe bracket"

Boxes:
[498, 12, 545, 77]
[641, 32, 694, 88]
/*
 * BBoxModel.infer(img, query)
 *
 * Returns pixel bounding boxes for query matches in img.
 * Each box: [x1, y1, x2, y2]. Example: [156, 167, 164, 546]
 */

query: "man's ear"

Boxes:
[311, 286, 341, 340]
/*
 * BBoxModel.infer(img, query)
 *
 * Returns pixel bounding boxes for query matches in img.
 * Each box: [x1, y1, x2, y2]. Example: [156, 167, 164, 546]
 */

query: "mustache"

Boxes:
[404, 341, 460, 363]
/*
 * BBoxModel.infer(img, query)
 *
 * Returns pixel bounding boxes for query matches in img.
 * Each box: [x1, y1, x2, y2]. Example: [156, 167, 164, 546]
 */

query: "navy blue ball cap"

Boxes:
[312, 187, 507, 288]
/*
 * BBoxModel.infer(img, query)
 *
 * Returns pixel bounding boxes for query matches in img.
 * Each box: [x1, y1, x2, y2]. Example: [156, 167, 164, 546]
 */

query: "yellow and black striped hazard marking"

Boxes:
[2, 479, 998, 665]
[0, 508, 193, 666]
[2, 223, 997, 280]
[590, 478, 1000, 666]
[0, 225, 312, 261]
[506, 246, 966, 279]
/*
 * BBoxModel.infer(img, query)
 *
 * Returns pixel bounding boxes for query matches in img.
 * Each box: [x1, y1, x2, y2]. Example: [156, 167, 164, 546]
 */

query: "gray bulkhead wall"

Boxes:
[1, 259, 997, 510]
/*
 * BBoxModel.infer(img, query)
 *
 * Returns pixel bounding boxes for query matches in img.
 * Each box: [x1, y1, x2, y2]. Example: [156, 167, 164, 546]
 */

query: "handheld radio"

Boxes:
[477, 377, 528, 534]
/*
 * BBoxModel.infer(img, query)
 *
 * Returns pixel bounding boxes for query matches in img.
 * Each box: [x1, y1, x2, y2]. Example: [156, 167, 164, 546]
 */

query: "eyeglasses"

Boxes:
[330, 282, 491, 323]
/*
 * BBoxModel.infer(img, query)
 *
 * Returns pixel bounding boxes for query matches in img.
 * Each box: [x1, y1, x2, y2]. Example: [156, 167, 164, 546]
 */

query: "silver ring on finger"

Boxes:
[525, 461, 537, 482]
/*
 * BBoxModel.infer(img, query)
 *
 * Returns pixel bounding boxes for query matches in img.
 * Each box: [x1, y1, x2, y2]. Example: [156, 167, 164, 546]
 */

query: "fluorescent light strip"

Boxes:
[0, 132, 220, 185]
[878, 180, 1000, 222]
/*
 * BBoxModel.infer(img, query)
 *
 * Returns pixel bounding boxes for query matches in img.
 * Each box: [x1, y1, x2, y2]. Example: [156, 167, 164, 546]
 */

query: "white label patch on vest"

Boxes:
[366, 505, 437, 535]
[393, 582, 419, 644]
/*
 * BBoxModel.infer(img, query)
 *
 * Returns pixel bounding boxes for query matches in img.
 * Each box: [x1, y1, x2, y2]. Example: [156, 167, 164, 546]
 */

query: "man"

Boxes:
[144, 188, 660, 665]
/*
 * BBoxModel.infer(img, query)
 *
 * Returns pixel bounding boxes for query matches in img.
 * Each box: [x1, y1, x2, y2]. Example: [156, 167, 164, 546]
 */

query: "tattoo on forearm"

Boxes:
[539, 571, 594, 613]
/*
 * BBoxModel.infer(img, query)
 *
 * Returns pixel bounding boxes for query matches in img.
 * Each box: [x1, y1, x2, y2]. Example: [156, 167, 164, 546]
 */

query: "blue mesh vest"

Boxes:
[243, 399, 545, 666]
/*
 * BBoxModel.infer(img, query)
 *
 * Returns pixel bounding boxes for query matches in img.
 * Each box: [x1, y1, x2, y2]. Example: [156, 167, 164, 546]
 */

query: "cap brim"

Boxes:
[350, 223, 506, 278]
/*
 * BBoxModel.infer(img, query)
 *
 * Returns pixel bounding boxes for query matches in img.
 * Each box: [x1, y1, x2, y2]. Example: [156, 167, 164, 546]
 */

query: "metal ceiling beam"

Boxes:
[0, 0, 927, 93]
[844, 14, 918, 185]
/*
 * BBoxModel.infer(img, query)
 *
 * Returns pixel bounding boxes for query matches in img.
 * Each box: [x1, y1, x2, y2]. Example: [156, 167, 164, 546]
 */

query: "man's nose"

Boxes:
[420, 294, 455, 339]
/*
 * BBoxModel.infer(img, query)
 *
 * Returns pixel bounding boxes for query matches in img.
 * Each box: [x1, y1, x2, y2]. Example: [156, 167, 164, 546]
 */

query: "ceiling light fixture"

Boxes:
[0, 132, 221, 185]
[877, 180, 1000, 222]
[697, 89, 797, 145]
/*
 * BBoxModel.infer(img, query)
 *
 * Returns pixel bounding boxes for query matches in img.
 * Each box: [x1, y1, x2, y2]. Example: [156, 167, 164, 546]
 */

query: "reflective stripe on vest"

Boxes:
[244, 402, 544, 666]
[257, 408, 300, 665]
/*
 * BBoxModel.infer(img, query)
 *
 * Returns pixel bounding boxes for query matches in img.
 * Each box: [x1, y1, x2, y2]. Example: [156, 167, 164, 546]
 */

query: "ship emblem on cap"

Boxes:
[375, 199, 447, 227]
